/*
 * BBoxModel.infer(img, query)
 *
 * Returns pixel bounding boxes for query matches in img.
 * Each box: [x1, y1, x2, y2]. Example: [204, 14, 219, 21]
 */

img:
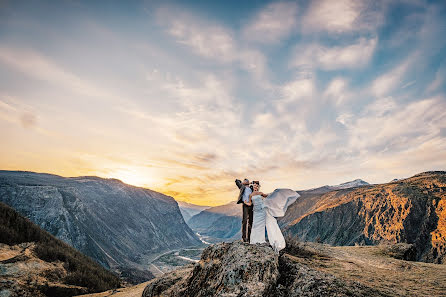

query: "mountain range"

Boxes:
[186, 179, 370, 243]
[177, 201, 210, 223]
[282, 171, 446, 263]
[0, 170, 202, 283]
[187, 201, 242, 242]
[1, 168, 445, 296]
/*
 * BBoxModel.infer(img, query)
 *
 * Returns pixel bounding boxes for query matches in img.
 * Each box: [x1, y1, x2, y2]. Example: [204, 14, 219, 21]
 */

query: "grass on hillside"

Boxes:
[0, 201, 120, 294]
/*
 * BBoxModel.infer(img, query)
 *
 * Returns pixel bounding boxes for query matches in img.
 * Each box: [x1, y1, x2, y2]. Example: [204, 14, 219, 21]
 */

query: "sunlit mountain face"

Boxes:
[1, 0, 445, 206]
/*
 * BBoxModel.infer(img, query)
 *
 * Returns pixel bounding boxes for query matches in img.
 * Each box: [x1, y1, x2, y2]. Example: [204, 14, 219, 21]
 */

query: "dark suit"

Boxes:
[235, 179, 253, 242]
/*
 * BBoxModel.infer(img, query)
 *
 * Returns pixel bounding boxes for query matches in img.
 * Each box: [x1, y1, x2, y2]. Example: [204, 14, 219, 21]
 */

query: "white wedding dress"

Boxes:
[249, 189, 300, 252]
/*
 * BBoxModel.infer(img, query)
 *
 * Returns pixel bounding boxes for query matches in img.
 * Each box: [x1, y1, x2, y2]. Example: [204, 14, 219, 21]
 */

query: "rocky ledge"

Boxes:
[142, 241, 384, 297]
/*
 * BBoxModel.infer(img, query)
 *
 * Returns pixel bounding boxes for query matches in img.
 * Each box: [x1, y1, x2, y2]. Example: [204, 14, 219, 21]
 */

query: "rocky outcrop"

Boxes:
[283, 171, 446, 264]
[143, 241, 278, 297]
[0, 171, 202, 283]
[142, 241, 384, 297]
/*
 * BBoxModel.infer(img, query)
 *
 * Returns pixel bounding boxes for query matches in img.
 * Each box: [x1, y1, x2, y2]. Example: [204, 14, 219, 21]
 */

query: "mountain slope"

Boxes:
[177, 201, 210, 223]
[283, 171, 446, 263]
[187, 202, 242, 242]
[188, 179, 369, 242]
[0, 201, 120, 297]
[0, 170, 201, 283]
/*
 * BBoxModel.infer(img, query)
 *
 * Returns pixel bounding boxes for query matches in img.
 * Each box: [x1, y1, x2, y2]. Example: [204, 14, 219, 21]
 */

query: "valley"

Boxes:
[0, 170, 202, 284]
[2, 170, 445, 296]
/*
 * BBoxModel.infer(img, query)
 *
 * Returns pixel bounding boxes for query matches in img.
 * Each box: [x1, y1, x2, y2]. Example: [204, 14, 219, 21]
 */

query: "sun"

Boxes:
[107, 167, 155, 188]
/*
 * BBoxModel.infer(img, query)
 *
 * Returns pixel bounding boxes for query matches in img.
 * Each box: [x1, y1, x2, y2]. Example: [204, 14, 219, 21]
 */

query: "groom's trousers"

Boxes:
[242, 204, 253, 242]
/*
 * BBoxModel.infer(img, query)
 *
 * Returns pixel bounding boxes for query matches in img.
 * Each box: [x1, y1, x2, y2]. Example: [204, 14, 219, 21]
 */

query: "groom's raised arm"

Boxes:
[235, 179, 243, 189]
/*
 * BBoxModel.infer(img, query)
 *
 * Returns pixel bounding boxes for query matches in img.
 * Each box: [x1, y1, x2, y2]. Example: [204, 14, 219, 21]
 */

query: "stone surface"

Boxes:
[143, 241, 279, 297]
[142, 240, 446, 297]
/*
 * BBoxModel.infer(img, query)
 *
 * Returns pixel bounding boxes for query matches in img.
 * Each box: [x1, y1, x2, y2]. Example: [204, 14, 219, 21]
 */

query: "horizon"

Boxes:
[1, 0, 446, 206]
[0, 168, 438, 207]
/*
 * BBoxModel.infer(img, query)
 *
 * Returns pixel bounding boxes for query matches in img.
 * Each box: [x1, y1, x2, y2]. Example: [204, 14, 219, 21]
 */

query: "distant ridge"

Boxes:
[304, 178, 369, 192]
[177, 201, 210, 224]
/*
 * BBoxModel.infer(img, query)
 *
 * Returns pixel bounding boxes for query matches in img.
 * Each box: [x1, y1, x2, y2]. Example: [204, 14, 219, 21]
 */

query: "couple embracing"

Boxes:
[235, 179, 300, 252]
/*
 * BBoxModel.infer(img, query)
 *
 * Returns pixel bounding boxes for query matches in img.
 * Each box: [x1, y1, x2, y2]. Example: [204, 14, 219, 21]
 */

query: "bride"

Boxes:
[245, 181, 300, 252]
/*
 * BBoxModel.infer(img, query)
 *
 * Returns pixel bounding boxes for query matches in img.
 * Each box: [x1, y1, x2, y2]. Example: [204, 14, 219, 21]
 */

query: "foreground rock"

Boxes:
[142, 241, 387, 297]
[143, 242, 278, 296]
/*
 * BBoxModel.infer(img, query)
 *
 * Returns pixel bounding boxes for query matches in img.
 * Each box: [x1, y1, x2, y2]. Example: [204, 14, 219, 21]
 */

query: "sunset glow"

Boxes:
[1, 0, 446, 206]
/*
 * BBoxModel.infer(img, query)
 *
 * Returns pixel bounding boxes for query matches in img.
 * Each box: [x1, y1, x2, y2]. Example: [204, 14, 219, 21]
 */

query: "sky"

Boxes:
[1, 0, 446, 206]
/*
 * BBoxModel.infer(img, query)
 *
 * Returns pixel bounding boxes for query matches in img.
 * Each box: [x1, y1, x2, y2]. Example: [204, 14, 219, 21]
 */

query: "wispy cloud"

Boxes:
[302, 0, 384, 33]
[345, 96, 446, 153]
[371, 58, 410, 97]
[156, 7, 237, 63]
[426, 64, 446, 94]
[156, 6, 270, 86]
[292, 37, 377, 70]
[0, 47, 100, 98]
[324, 77, 350, 105]
[243, 1, 298, 44]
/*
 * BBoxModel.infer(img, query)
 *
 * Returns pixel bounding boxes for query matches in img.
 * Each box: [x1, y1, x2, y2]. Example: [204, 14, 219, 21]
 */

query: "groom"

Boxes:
[235, 178, 253, 242]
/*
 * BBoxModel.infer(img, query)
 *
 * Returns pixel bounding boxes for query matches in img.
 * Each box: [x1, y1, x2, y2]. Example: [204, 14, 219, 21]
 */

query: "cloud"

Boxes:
[20, 112, 37, 128]
[2, 0, 446, 206]
[371, 59, 410, 97]
[336, 113, 354, 126]
[426, 65, 445, 93]
[158, 9, 237, 62]
[243, 1, 298, 44]
[275, 76, 315, 114]
[292, 37, 377, 70]
[281, 77, 314, 101]
[324, 77, 350, 105]
[156, 6, 270, 86]
[0, 46, 121, 101]
[344, 96, 446, 153]
[238, 49, 268, 82]
[0, 94, 57, 138]
[302, 0, 384, 33]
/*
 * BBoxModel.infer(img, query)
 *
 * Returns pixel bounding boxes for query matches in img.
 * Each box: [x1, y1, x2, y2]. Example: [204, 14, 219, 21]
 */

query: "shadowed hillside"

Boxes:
[0, 170, 202, 283]
[0, 202, 120, 297]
